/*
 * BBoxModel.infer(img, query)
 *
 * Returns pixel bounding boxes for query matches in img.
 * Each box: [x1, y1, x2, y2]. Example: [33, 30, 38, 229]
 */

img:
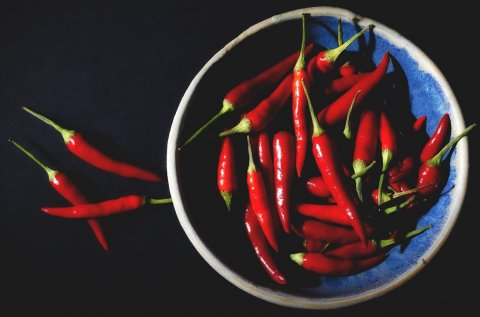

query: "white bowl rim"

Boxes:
[167, 6, 468, 309]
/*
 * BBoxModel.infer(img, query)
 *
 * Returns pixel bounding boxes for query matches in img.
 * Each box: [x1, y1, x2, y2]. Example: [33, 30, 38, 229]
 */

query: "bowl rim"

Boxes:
[167, 6, 468, 309]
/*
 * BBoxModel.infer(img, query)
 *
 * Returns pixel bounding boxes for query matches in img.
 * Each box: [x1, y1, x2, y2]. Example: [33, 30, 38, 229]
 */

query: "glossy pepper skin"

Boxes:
[417, 124, 475, 195]
[292, 14, 310, 177]
[41, 195, 172, 218]
[295, 219, 373, 245]
[317, 52, 390, 126]
[377, 112, 397, 204]
[10, 140, 109, 251]
[302, 81, 368, 244]
[217, 136, 237, 210]
[297, 204, 350, 226]
[245, 204, 287, 285]
[246, 136, 279, 252]
[352, 110, 378, 201]
[420, 114, 451, 163]
[290, 252, 385, 276]
[305, 176, 332, 199]
[324, 73, 370, 95]
[182, 43, 313, 147]
[219, 74, 293, 136]
[273, 131, 295, 233]
[23, 107, 165, 183]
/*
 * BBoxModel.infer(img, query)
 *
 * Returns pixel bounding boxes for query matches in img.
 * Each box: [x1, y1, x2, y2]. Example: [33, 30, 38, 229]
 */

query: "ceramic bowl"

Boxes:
[167, 7, 468, 309]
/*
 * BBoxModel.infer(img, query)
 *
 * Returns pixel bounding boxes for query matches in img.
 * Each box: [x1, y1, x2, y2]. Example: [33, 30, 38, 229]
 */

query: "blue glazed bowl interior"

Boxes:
[169, 8, 467, 308]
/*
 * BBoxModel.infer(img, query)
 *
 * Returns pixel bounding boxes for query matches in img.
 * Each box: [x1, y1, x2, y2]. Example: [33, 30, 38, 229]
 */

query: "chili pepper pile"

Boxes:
[10, 108, 171, 251]
[182, 15, 475, 285]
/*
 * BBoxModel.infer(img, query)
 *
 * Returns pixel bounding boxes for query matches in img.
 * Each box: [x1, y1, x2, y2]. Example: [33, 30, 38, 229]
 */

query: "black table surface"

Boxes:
[1, 1, 478, 315]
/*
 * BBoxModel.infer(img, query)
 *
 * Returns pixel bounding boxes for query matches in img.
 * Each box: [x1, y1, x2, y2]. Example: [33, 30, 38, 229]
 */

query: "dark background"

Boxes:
[0, 0, 478, 315]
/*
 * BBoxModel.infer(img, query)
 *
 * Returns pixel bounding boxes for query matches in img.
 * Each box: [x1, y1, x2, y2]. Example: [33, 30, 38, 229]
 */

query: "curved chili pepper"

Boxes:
[413, 115, 427, 132]
[325, 225, 431, 259]
[219, 74, 292, 136]
[292, 14, 310, 177]
[10, 140, 109, 251]
[290, 252, 385, 276]
[22, 107, 165, 183]
[351, 110, 378, 202]
[305, 176, 331, 199]
[244, 204, 287, 285]
[324, 73, 370, 95]
[217, 136, 237, 211]
[312, 25, 372, 74]
[377, 112, 397, 204]
[182, 44, 314, 147]
[420, 114, 451, 163]
[273, 131, 295, 233]
[297, 204, 350, 226]
[304, 239, 329, 252]
[246, 135, 279, 252]
[317, 52, 390, 126]
[295, 219, 374, 245]
[41, 195, 172, 218]
[389, 155, 415, 183]
[303, 80, 368, 244]
[417, 124, 476, 195]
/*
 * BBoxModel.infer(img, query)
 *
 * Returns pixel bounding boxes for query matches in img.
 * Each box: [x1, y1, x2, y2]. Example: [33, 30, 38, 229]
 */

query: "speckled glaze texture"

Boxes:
[167, 7, 468, 309]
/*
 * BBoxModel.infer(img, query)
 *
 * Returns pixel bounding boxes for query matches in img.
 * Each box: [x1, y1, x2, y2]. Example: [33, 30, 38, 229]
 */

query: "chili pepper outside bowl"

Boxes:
[167, 7, 469, 309]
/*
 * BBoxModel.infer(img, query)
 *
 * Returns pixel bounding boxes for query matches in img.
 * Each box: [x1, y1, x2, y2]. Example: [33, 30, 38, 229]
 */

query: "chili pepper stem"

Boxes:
[219, 117, 251, 137]
[180, 100, 235, 149]
[337, 18, 343, 46]
[290, 252, 305, 266]
[384, 195, 415, 214]
[426, 123, 476, 167]
[22, 106, 75, 144]
[343, 90, 362, 140]
[378, 225, 432, 248]
[351, 160, 376, 179]
[220, 191, 232, 211]
[9, 139, 58, 181]
[247, 135, 256, 173]
[149, 198, 173, 204]
[378, 149, 393, 205]
[302, 80, 324, 137]
[323, 25, 372, 64]
[294, 15, 307, 71]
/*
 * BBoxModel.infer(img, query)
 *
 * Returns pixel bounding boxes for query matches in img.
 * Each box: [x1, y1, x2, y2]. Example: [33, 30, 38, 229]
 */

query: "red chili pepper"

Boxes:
[10, 140, 109, 251]
[217, 136, 237, 211]
[302, 80, 368, 244]
[323, 73, 370, 95]
[273, 131, 295, 233]
[304, 239, 329, 252]
[389, 155, 415, 183]
[41, 195, 172, 218]
[244, 204, 287, 285]
[23, 107, 165, 183]
[339, 63, 357, 77]
[297, 204, 350, 226]
[377, 112, 398, 204]
[305, 176, 332, 199]
[312, 25, 372, 74]
[351, 110, 378, 202]
[420, 114, 451, 163]
[246, 135, 279, 252]
[413, 115, 427, 132]
[257, 132, 275, 197]
[417, 124, 475, 195]
[219, 74, 293, 136]
[295, 219, 373, 245]
[290, 252, 385, 276]
[292, 14, 310, 177]
[325, 225, 431, 259]
[182, 44, 314, 147]
[317, 52, 390, 126]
